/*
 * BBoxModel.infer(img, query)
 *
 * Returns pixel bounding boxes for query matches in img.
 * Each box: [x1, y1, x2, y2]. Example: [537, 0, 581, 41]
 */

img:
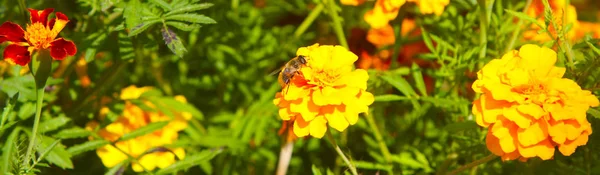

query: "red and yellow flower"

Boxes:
[274, 44, 375, 138]
[472, 44, 599, 161]
[0, 8, 76, 66]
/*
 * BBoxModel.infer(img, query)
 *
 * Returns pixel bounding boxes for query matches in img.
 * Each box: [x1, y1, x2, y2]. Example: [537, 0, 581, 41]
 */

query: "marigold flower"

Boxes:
[407, 0, 450, 16]
[364, 0, 405, 29]
[340, 0, 366, 6]
[0, 8, 76, 66]
[273, 44, 375, 138]
[524, 0, 579, 42]
[367, 24, 396, 47]
[86, 86, 192, 172]
[472, 44, 599, 161]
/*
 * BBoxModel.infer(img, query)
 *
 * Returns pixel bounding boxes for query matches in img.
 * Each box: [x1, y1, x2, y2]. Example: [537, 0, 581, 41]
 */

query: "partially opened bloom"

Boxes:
[472, 44, 599, 161]
[86, 86, 192, 172]
[0, 8, 76, 66]
[273, 44, 375, 138]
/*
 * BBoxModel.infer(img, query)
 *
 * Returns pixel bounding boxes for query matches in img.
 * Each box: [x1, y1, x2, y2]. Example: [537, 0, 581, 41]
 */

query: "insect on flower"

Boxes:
[270, 55, 308, 93]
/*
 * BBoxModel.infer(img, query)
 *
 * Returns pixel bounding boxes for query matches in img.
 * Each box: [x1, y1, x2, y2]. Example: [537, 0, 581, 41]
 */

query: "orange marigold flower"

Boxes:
[367, 24, 396, 47]
[0, 8, 76, 66]
[472, 44, 599, 161]
[524, 0, 579, 42]
[273, 44, 375, 138]
[407, 0, 450, 16]
[86, 86, 192, 172]
[364, 0, 405, 29]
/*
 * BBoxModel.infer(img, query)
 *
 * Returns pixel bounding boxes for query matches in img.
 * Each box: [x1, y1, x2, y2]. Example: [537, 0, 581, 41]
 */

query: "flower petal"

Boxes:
[0, 22, 26, 43]
[308, 116, 328, 138]
[28, 8, 54, 25]
[3, 45, 31, 66]
[51, 12, 70, 37]
[49, 38, 77, 60]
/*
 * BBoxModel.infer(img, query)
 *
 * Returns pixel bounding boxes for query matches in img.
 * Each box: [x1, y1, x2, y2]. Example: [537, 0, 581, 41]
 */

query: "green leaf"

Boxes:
[53, 127, 92, 139]
[84, 32, 108, 62]
[165, 3, 213, 16]
[105, 162, 127, 175]
[34, 139, 60, 165]
[37, 136, 73, 169]
[156, 148, 222, 175]
[311, 165, 323, 175]
[148, 96, 204, 120]
[128, 18, 161, 37]
[118, 31, 135, 60]
[161, 27, 188, 58]
[380, 75, 417, 97]
[66, 140, 110, 156]
[119, 121, 169, 141]
[149, 0, 172, 11]
[587, 108, 600, 119]
[0, 92, 18, 134]
[505, 9, 544, 29]
[165, 14, 216, 24]
[353, 161, 392, 171]
[374, 94, 412, 102]
[124, 0, 143, 31]
[1, 128, 20, 174]
[166, 21, 201, 31]
[39, 116, 71, 133]
[411, 63, 428, 96]
[18, 102, 36, 120]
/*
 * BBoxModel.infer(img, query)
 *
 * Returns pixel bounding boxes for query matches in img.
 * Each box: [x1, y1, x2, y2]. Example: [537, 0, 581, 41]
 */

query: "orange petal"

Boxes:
[517, 120, 549, 147]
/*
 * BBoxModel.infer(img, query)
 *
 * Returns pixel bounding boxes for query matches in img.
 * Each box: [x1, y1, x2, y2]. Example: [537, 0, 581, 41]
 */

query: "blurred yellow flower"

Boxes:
[273, 44, 374, 138]
[364, 0, 405, 29]
[407, 0, 450, 16]
[340, 0, 366, 6]
[472, 44, 599, 161]
[524, 0, 579, 42]
[86, 86, 192, 172]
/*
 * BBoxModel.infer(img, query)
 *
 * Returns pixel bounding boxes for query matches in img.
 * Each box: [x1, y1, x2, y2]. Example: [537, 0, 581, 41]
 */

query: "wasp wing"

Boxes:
[268, 66, 284, 76]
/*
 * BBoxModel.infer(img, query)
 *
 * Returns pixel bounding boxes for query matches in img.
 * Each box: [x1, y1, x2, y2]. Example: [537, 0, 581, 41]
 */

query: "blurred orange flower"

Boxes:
[524, 0, 579, 42]
[472, 44, 599, 161]
[367, 24, 396, 47]
[364, 0, 405, 29]
[0, 8, 76, 66]
[87, 86, 192, 172]
[273, 44, 374, 138]
[407, 0, 450, 16]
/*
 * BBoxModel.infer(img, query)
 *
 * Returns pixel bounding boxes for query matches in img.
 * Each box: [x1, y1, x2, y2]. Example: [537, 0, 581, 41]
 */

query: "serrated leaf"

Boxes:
[128, 19, 161, 37]
[505, 9, 544, 29]
[381, 75, 417, 97]
[156, 148, 222, 175]
[53, 127, 92, 139]
[149, 0, 172, 11]
[165, 3, 213, 16]
[165, 14, 216, 24]
[35, 139, 60, 164]
[37, 136, 73, 169]
[166, 21, 201, 31]
[67, 140, 110, 156]
[2, 128, 20, 174]
[84, 32, 107, 62]
[118, 32, 135, 60]
[161, 27, 187, 58]
[39, 116, 71, 133]
[119, 121, 169, 141]
[411, 63, 428, 97]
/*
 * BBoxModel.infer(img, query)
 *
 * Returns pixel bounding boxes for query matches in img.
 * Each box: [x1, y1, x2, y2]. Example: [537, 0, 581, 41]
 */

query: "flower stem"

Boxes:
[294, 3, 324, 38]
[447, 154, 497, 175]
[477, 0, 494, 59]
[504, 0, 533, 53]
[364, 111, 393, 174]
[23, 51, 53, 168]
[326, 130, 357, 175]
[276, 141, 294, 175]
[325, 0, 348, 49]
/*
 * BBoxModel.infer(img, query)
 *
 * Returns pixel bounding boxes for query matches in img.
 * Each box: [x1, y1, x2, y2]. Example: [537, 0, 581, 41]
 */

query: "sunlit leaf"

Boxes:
[156, 148, 223, 174]
[118, 121, 169, 141]
[66, 140, 110, 156]
[165, 14, 216, 24]
[37, 136, 73, 169]
[161, 27, 188, 58]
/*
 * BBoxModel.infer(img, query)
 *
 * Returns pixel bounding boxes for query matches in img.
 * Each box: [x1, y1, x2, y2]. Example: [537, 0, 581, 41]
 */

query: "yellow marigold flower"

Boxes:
[407, 0, 450, 16]
[86, 86, 191, 172]
[340, 0, 366, 6]
[472, 44, 599, 161]
[364, 0, 405, 29]
[273, 44, 375, 138]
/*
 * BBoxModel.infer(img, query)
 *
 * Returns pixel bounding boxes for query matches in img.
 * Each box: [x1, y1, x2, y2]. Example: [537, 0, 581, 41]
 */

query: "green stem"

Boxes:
[477, 0, 494, 59]
[364, 111, 393, 174]
[294, 3, 324, 38]
[504, 0, 533, 53]
[390, 13, 405, 69]
[325, 0, 348, 49]
[326, 130, 357, 175]
[447, 154, 497, 175]
[23, 51, 52, 168]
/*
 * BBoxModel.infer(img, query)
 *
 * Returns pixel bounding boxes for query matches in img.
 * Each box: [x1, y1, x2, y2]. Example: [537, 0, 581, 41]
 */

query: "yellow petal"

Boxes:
[325, 109, 350, 132]
[293, 117, 310, 137]
[517, 44, 557, 78]
[290, 96, 319, 121]
[517, 120, 549, 147]
[485, 129, 505, 156]
[517, 104, 545, 120]
[548, 120, 567, 144]
[503, 106, 532, 129]
[309, 116, 328, 138]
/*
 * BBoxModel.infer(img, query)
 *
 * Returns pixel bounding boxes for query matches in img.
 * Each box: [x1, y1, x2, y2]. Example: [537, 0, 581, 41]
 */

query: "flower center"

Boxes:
[25, 23, 54, 49]
[314, 70, 340, 86]
[515, 81, 548, 105]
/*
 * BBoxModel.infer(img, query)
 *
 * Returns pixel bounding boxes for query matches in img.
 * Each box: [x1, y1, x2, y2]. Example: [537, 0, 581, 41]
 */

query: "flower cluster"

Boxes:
[273, 44, 374, 138]
[472, 44, 599, 161]
[86, 86, 192, 172]
[360, 0, 449, 29]
[524, 0, 600, 42]
[0, 8, 76, 66]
